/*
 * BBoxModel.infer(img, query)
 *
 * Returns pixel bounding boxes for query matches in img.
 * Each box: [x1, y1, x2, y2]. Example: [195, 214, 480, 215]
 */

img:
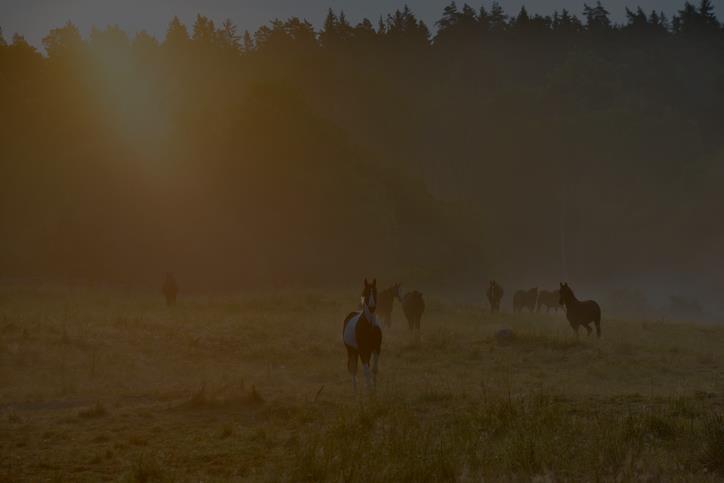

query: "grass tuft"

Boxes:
[702, 414, 724, 474]
[78, 402, 108, 419]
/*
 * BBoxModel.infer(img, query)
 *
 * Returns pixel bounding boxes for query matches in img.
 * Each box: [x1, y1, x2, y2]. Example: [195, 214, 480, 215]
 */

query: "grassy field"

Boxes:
[1, 284, 723, 482]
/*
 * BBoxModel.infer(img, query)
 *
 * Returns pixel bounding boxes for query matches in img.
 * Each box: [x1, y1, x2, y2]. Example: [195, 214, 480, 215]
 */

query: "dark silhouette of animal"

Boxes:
[342, 279, 382, 390]
[537, 289, 560, 313]
[559, 282, 601, 338]
[162, 272, 178, 306]
[401, 289, 425, 333]
[377, 283, 401, 328]
[513, 287, 538, 312]
[486, 280, 504, 313]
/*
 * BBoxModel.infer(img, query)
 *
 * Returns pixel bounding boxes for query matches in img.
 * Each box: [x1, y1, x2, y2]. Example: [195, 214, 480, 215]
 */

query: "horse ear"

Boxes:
[560, 282, 564, 287]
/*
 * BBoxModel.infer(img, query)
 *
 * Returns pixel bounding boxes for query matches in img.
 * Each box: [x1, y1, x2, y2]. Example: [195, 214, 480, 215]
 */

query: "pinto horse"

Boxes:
[559, 282, 601, 337]
[343, 279, 383, 390]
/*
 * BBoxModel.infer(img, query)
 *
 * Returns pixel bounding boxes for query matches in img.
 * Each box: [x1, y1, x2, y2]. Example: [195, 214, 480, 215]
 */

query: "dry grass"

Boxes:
[0, 284, 723, 481]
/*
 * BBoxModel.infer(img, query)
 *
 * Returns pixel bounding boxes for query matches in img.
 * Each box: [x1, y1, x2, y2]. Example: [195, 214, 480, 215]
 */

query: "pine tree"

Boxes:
[436, 2, 459, 32]
[219, 19, 241, 50]
[478, 5, 490, 33]
[489, 2, 507, 33]
[319, 9, 339, 48]
[42, 21, 83, 59]
[242, 30, 254, 52]
[164, 16, 190, 49]
[698, 0, 720, 28]
[513, 6, 531, 31]
[583, 2, 611, 33]
[192, 15, 216, 45]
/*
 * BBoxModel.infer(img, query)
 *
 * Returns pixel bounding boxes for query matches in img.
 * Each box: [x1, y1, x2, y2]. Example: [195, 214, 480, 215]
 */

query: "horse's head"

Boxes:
[559, 282, 573, 306]
[361, 278, 378, 313]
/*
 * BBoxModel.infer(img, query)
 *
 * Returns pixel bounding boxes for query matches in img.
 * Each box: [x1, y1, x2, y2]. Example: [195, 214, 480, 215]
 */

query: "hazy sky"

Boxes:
[2, 0, 723, 48]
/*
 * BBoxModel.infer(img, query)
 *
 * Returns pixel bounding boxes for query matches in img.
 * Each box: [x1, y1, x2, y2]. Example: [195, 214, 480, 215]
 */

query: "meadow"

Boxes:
[1, 284, 723, 481]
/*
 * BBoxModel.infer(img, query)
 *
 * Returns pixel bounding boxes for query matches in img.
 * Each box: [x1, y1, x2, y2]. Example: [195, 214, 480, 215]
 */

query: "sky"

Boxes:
[2, 0, 723, 49]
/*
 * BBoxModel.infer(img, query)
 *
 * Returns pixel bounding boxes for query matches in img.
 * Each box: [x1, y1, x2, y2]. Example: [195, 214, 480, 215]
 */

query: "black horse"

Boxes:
[486, 280, 504, 313]
[559, 282, 601, 337]
[537, 289, 560, 313]
[343, 279, 383, 390]
[377, 283, 401, 328]
[401, 289, 425, 333]
[513, 287, 538, 313]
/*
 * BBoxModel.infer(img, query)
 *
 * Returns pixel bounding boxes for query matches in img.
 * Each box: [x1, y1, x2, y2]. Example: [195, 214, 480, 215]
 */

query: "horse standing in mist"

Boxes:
[401, 288, 425, 335]
[513, 288, 538, 313]
[559, 282, 601, 338]
[377, 283, 401, 328]
[342, 279, 382, 390]
[537, 289, 560, 313]
[162, 272, 178, 306]
[486, 280, 504, 313]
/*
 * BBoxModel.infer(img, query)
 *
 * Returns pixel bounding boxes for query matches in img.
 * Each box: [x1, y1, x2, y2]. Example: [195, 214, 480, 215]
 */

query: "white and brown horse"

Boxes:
[342, 279, 382, 390]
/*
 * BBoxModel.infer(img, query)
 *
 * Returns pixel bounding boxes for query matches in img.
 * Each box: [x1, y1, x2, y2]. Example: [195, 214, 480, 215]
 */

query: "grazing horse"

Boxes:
[342, 279, 383, 390]
[162, 272, 178, 306]
[513, 288, 538, 313]
[377, 283, 401, 328]
[536, 289, 560, 313]
[401, 289, 425, 333]
[559, 282, 601, 338]
[486, 280, 504, 313]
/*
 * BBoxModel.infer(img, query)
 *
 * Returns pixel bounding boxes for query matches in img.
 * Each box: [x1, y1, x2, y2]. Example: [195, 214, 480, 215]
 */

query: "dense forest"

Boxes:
[1, 1, 723, 304]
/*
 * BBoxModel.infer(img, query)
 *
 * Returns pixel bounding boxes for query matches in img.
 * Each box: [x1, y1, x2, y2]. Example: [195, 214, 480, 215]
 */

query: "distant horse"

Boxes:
[536, 289, 560, 313]
[377, 283, 401, 328]
[401, 289, 425, 333]
[342, 279, 383, 390]
[513, 288, 538, 313]
[559, 282, 601, 338]
[486, 280, 504, 313]
[162, 272, 178, 306]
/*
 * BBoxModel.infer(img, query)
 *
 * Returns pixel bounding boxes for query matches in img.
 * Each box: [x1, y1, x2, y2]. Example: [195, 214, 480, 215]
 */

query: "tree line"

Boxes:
[1, 1, 723, 297]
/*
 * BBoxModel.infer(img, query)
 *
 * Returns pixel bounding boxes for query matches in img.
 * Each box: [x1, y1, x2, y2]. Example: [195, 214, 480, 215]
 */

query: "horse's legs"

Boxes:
[585, 324, 592, 336]
[371, 352, 380, 385]
[359, 351, 372, 390]
[346, 346, 358, 391]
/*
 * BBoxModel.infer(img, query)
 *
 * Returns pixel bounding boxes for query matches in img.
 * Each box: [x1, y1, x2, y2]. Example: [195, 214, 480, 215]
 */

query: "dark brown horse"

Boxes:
[486, 281, 504, 313]
[343, 279, 383, 390]
[377, 283, 401, 328]
[536, 289, 560, 313]
[401, 289, 425, 332]
[162, 272, 178, 306]
[513, 287, 538, 313]
[559, 282, 601, 337]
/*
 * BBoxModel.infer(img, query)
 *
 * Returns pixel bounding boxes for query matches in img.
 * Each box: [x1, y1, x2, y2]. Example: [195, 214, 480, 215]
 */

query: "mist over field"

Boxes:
[1, 4, 724, 480]
[2, 2, 724, 321]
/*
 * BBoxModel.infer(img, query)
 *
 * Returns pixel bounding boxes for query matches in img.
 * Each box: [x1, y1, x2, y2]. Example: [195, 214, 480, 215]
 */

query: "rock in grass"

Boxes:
[495, 328, 515, 346]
